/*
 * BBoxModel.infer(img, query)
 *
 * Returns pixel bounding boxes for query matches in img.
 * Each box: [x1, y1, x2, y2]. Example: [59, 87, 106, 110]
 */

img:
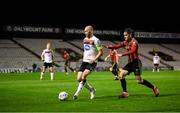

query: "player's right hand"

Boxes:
[104, 57, 108, 61]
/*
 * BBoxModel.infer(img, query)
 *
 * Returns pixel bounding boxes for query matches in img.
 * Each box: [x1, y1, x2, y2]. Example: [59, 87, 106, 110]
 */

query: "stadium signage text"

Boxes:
[65, 28, 121, 36]
[6, 25, 61, 33]
[135, 32, 180, 39]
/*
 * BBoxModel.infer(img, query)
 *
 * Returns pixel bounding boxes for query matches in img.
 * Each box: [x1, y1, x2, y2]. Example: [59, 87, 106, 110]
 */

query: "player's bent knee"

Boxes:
[118, 74, 123, 79]
[77, 77, 81, 82]
[41, 70, 45, 73]
[81, 77, 86, 82]
[118, 70, 127, 79]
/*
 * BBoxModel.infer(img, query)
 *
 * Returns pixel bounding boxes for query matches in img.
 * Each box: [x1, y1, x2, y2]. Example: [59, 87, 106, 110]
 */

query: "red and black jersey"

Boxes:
[63, 53, 70, 60]
[109, 49, 118, 63]
[108, 38, 139, 62]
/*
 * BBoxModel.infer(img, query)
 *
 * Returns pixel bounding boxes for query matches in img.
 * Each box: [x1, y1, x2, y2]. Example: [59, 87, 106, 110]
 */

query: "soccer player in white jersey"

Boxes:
[40, 42, 54, 80]
[153, 53, 160, 72]
[73, 25, 103, 100]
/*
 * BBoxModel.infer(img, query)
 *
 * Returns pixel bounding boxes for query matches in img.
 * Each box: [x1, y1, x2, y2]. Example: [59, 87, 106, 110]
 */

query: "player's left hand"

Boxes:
[104, 57, 108, 61]
[118, 54, 123, 57]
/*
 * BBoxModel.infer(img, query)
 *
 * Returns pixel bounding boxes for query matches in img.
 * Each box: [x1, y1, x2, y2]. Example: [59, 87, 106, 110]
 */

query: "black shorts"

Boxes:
[65, 60, 70, 66]
[43, 62, 53, 69]
[112, 63, 119, 71]
[154, 64, 159, 67]
[79, 62, 97, 72]
[123, 59, 142, 76]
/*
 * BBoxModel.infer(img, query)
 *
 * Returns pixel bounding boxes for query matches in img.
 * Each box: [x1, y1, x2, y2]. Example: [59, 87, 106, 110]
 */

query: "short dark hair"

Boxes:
[124, 28, 133, 34]
[124, 28, 134, 37]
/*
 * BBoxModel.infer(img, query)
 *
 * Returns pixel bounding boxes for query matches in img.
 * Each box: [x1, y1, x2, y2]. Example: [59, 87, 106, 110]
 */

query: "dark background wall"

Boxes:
[0, 0, 180, 43]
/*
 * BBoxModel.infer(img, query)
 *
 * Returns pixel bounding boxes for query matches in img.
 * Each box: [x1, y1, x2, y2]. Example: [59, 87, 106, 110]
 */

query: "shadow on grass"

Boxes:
[94, 93, 179, 100]
[95, 95, 120, 100]
[60, 93, 179, 102]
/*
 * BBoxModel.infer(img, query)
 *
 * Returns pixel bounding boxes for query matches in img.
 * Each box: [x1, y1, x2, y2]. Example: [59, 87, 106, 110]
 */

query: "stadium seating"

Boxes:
[0, 38, 180, 72]
[161, 44, 180, 53]
[0, 39, 41, 73]
[139, 43, 180, 68]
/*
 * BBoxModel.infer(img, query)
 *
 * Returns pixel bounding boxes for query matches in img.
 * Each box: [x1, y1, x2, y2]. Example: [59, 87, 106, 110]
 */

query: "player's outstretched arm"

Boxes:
[41, 51, 45, 61]
[107, 42, 125, 49]
[41, 56, 44, 61]
[95, 49, 103, 61]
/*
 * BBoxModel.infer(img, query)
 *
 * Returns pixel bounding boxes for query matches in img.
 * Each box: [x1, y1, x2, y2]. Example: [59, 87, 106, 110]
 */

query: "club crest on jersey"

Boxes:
[84, 44, 90, 51]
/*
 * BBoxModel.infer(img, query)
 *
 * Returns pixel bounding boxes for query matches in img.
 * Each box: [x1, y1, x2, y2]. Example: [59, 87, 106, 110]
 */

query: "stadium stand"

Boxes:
[0, 38, 179, 73]
[0, 39, 40, 73]
[160, 44, 180, 54]
[13, 38, 84, 72]
[14, 38, 83, 61]
[139, 44, 180, 68]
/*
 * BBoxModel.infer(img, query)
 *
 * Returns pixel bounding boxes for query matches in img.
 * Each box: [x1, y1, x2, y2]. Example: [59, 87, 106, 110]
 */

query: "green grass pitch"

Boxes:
[0, 71, 180, 112]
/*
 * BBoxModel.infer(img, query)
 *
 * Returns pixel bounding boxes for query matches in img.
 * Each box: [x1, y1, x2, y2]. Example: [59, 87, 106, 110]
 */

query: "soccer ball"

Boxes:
[58, 91, 69, 101]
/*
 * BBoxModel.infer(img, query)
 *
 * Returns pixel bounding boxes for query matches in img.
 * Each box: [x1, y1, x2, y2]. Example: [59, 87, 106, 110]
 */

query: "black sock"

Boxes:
[82, 79, 86, 85]
[69, 67, 74, 72]
[112, 71, 118, 77]
[120, 79, 127, 92]
[140, 79, 154, 89]
[65, 67, 67, 72]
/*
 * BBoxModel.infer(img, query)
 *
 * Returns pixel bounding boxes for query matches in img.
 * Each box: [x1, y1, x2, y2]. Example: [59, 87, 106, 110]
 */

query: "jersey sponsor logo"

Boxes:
[84, 44, 90, 51]
[45, 51, 51, 53]
[83, 39, 95, 44]
[83, 39, 94, 43]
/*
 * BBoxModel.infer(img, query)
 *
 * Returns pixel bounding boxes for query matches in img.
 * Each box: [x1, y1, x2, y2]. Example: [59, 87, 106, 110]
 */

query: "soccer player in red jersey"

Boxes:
[106, 28, 159, 98]
[63, 50, 76, 75]
[104, 48, 119, 80]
